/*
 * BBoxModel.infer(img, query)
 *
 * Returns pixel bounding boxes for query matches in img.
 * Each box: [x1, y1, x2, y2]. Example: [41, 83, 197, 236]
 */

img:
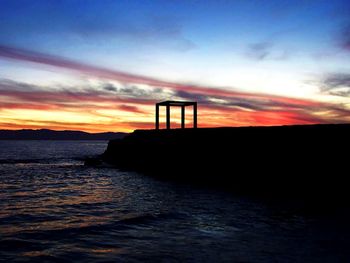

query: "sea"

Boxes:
[0, 140, 349, 262]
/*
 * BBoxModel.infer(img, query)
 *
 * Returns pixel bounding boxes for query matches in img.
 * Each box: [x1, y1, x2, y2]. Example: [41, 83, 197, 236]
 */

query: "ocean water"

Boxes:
[0, 140, 349, 262]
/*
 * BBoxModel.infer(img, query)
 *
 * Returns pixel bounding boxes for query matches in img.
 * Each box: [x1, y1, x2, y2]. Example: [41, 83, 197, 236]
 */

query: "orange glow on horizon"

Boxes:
[0, 104, 333, 133]
[1, 45, 349, 132]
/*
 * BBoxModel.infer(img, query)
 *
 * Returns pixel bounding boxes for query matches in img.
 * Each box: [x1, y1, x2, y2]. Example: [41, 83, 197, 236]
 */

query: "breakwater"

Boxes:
[101, 125, 349, 199]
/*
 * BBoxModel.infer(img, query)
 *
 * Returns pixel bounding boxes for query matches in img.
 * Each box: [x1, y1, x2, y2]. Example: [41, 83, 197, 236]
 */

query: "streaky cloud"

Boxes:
[245, 42, 289, 61]
[1, 46, 350, 130]
[1, 78, 349, 128]
[319, 73, 350, 97]
[0, 44, 319, 108]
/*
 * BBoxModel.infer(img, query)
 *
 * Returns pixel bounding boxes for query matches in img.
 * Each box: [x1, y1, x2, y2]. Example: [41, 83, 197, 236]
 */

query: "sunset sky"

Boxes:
[1, 0, 350, 132]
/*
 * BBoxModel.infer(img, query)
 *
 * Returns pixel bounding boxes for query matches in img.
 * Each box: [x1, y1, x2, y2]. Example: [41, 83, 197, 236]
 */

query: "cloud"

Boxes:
[103, 84, 117, 92]
[0, 44, 187, 89]
[175, 90, 209, 104]
[1, 78, 332, 126]
[0, 44, 321, 114]
[117, 105, 145, 114]
[0, 79, 155, 114]
[247, 42, 273, 60]
[121, 121, 155, 130]
[175, 90, 261, 111]
[246, 42, 289, 61]
[319, 73, 350, 97]
[340, 24, 350, 52]
[2, 78, 349, 131]
[175, 89, 319, 113]
[1, 46, 350, 130]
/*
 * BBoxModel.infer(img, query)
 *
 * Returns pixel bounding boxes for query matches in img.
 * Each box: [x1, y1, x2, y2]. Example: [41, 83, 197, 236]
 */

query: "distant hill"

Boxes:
[0, 129, 127, 140]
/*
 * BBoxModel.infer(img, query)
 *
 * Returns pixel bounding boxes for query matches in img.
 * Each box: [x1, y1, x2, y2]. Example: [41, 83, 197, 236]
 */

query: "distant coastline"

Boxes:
[0, 129, 127, 140]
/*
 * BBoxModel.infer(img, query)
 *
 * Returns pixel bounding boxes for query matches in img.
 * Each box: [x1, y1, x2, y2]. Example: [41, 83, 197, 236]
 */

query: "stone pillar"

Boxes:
[166, 105, 171, 129]
[155, 104, 160, 129]
[181, 105, 185, 129]
[193, 103, 197, 128]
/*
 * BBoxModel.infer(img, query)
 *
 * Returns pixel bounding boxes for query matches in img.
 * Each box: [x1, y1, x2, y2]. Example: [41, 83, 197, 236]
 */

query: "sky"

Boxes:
[1, 0, 350, 132]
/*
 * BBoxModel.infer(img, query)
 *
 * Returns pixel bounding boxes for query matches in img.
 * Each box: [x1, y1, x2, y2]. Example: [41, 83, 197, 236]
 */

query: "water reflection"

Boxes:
[1, 141, 349, 262]
[1, 166, 128, 237]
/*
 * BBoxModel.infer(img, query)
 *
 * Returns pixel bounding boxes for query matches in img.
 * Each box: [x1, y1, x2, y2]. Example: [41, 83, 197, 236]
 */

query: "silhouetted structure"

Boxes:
[155, 101, 197, 129]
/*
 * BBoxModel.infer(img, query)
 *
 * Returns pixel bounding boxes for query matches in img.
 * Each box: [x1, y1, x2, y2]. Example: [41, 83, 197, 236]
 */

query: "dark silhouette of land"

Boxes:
[0, 129, 127, 140]
[98, 124, 350, 202]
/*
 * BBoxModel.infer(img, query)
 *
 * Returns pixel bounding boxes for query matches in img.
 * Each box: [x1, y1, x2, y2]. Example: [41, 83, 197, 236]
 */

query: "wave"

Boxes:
[0, 238, 47, 251]
[0, 158, 53, 164]
[4, 212, 190, 242]
[0, 156, 93, 165]
[117, 212, 189, 226]
[0, 213, 62, 225]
